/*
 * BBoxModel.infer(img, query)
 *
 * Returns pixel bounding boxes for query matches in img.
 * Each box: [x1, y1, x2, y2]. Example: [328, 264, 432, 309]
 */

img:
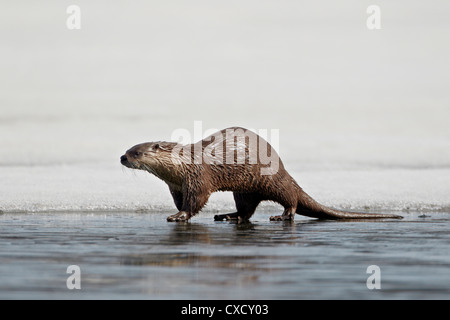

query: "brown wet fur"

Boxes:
[121, 127, 403, 222]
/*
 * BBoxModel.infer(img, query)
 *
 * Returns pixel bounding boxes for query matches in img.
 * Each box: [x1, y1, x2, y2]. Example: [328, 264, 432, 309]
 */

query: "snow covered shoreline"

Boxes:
[1, 163, 449, 214]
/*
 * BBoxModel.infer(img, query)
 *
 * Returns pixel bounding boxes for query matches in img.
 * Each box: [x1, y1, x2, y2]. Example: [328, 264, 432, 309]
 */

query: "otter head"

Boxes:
[120, 142, 163, 171]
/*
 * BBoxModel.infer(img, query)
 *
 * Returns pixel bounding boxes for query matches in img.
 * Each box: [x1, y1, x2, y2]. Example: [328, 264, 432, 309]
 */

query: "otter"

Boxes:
[120, 127, 402, 222]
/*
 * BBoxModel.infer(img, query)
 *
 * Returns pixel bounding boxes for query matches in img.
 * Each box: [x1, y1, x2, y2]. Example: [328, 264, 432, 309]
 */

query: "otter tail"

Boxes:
[296, 189, 403, 220]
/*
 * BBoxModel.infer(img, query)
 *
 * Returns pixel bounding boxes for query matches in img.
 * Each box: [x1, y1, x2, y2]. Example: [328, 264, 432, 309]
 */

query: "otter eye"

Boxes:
[134, 151, 142, 157]
[153, 144, 160, 151]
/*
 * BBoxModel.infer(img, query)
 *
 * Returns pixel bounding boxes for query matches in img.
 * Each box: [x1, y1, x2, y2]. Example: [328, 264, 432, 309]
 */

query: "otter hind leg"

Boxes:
[214, 192, 262, 222]
[214, 212, 239, 221]
[235, 192, 262, 220]
[270, 207, 296, 222]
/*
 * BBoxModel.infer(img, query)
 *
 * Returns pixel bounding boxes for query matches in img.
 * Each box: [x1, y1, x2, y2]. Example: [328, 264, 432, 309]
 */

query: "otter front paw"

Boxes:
[167, 211, 191, 222]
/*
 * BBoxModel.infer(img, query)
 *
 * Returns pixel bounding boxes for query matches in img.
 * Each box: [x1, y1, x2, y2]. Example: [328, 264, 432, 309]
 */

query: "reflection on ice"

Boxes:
[0, 212, 448, 299]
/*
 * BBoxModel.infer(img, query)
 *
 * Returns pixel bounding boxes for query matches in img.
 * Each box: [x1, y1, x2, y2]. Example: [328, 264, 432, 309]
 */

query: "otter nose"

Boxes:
[120, 155, 127, 163]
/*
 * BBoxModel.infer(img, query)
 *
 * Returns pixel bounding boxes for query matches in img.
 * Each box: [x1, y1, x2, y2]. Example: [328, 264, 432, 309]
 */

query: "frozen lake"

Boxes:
[0, 211, 449, 299]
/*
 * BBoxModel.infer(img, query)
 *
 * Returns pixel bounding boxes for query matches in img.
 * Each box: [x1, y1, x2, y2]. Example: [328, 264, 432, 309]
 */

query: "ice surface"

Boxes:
[1, 1, 450, 214]
[1, 161, 450, 214]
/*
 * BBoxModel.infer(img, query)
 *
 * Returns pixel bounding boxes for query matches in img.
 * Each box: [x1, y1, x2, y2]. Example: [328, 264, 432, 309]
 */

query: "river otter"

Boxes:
[120, 127, 402, 222]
